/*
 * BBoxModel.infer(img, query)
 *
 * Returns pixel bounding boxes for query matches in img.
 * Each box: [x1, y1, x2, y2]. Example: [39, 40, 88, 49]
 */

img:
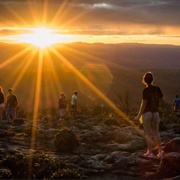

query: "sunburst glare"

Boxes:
[0, 1, 147, 176]
[16, 27, 70, 49]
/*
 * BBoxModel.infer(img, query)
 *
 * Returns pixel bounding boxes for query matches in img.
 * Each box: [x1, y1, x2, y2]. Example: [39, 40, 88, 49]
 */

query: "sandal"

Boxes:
[143, 152, 154, 158]
[157, 151, 164, 158]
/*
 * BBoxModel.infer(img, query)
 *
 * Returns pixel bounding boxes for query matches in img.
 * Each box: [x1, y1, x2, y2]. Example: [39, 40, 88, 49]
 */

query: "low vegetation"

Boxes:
[1, 153, 82, 179]
[54, 128, 79, 153]
[1, 92, 179, 179]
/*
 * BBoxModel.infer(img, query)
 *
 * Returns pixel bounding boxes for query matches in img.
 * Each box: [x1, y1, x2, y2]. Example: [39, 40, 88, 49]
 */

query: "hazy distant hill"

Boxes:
[63, 43, 180, 69]
[0, 42, 180, 110]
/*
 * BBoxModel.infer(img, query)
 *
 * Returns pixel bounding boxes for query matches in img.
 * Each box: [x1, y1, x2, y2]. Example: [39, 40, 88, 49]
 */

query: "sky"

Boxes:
[0, 0, 180, 45]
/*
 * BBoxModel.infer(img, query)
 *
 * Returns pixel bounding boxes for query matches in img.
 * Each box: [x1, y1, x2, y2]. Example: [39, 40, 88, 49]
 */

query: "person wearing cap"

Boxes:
[58, 93, 67, 121]
[5, 88, 18, 123]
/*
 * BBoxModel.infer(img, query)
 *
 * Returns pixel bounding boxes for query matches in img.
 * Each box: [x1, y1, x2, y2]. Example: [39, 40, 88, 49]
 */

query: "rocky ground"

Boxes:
[0, 115, 180, 179]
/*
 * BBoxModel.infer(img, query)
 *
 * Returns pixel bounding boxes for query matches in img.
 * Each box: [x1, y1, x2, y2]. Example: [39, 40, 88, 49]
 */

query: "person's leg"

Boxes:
[60, 109, 65, 120]
[6, 107, 11, 122]
[142, 112, 154, 154]
[152, 112, 163, 156]
[59, 109, 63, 120]
[71, 105, 75, 117]
[11, 108, 16, 121]
[0, 107, 3, 121]
[62, 109, 66, 118]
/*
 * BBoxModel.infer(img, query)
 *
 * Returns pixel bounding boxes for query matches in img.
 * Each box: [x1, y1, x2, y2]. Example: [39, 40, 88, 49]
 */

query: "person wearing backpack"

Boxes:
[134, 72, 164, 158]
[172, 95, 180, 112]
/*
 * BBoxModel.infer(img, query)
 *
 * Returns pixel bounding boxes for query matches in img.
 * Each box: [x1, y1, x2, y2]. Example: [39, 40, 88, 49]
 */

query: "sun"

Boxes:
[19, 27, 62, 49]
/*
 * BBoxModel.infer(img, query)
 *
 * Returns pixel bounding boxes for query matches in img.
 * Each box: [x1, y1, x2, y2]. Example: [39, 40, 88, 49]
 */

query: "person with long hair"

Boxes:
[134, 72, 164, 158]
[0, 86, 5, 121]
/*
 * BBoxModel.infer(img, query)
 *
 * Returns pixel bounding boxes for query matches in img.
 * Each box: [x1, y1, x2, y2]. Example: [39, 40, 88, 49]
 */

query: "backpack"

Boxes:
[150, 86, 159, 112]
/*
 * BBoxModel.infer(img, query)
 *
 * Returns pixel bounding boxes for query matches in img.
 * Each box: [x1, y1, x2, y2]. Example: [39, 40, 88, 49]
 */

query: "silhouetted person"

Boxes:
[0, 86, 5, 121]
[5, 88, 18, 123]
[134, 72, 164, 158]
[172, 95, 180, 112]
[59, 93, 67, 121]
[71, 91, 78, 117]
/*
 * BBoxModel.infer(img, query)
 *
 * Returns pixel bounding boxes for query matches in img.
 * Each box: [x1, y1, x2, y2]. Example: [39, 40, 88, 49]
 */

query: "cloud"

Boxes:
[0, 0, 179, 35]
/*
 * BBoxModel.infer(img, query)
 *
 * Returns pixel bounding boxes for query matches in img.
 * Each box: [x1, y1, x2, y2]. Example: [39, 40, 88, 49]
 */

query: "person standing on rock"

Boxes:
[134, 72, 164, 158]
[0, 86, 5, 121]
[71, 91, 78, 117]
[59, 93, 67, 121]
[172, 95, 180, 112]
[5, 88, 18, 123]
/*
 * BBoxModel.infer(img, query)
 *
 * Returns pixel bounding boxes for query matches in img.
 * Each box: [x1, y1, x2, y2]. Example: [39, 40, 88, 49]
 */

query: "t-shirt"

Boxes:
[173, 97, 180, 109]
[0, 92, 5, 104]
[59, 97, 67, 109]
[71, 94, 77, 105]
[7, 94, 18, 108]
[143, 85, 163, 113]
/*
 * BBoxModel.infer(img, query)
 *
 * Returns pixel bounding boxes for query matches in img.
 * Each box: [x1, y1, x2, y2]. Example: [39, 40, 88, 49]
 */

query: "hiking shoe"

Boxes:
[143, 152, 154, 158]
[157, 151, 164, 158]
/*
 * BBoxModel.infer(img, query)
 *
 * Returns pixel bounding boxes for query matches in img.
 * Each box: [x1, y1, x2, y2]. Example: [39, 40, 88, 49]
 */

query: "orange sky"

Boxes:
[0, 0, 180, 45]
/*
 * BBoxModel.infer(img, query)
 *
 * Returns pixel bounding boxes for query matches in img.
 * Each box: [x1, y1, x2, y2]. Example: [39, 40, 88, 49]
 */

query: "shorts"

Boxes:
[142, 111, 160, 135]
[0, 103, 4, 108]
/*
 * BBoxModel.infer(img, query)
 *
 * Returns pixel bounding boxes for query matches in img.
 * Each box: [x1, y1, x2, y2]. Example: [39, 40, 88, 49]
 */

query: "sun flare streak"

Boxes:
[31, 50, 44, 147]
[0, 46, 32, 70]
[50, 47, 145, 137]
[12, 49, 38, 90]
[28, 49, 44, 177]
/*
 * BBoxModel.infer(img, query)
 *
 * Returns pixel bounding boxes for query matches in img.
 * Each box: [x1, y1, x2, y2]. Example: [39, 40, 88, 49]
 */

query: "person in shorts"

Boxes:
[134, 72, 164, 158]
[71, 91, 78, 117]
[59, 93, 67, 121]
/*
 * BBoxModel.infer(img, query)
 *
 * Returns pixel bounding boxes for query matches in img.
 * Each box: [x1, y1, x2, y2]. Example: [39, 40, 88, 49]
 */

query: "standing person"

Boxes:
[134, 72, 164, 158]
[5, 88, 18, 123]
[71, 91, 78, 117]
[59, 93, 67, 121]
[172, 95, 180, 112]
[0, 86, 5, 121]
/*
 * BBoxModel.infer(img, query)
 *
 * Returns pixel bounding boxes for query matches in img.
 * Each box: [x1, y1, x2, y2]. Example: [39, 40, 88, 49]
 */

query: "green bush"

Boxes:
[54, 128, 79, 153]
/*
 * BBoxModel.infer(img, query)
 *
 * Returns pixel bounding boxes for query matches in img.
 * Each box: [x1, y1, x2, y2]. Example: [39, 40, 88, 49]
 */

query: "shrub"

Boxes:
[2, 152, 65, 179]
[104, 118, 120, 126]
[160, 102, 180, 124]
[51, 169, 82, 179]
[54, 128, 79, 153]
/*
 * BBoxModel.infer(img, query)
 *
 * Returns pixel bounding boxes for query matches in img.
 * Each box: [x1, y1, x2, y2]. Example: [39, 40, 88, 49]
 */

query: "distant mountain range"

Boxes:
[0, 42, 179, 110]
[63, 42, 180, 69]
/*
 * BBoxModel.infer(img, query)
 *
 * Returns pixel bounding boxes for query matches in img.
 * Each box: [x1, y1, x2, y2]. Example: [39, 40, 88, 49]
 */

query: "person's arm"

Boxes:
[4, 95, 9, 109]
[59, 98, 63, 108]
[14, 95, 18, 107]
[134, 99, 147, 120]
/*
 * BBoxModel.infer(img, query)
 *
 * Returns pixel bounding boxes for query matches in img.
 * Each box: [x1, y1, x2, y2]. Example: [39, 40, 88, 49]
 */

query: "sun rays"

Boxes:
[16, 27, 65, 49]
[0, 1, 146, 175]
